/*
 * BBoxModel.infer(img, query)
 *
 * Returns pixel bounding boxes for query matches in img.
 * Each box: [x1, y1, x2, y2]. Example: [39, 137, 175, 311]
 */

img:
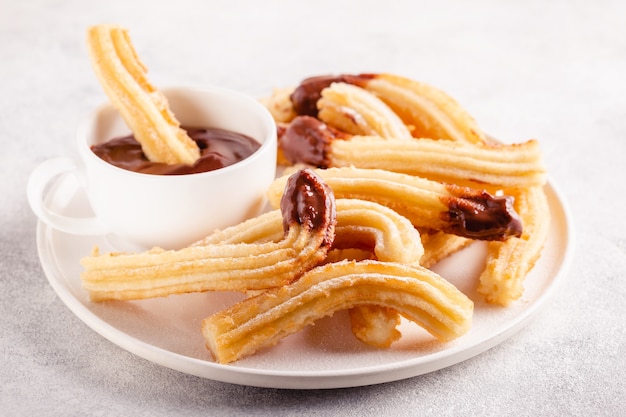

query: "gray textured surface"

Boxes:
[2, 0, 625, 415]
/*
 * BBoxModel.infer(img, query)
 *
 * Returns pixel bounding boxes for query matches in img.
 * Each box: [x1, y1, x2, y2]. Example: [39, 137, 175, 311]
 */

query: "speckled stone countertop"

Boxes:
[2, 1, 624, 415]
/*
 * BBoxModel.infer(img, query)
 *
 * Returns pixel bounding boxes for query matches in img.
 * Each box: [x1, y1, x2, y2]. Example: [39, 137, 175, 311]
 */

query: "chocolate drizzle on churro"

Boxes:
[280, 116, 341, 167]
[443, 187, 523, 240]
[280, 169, 337, 248]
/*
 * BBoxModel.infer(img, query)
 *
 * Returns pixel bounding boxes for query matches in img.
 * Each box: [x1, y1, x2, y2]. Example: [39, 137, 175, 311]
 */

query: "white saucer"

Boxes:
[35, 173, 574, 389]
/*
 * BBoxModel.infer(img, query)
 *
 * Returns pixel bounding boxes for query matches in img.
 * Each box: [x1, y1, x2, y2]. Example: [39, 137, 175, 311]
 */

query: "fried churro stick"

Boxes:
[279, 116, 546, 189]
[420, 232, 473, 269]
[317, 82, 413, 139]
[363, 73, 487, 144]
[268, 166, 523, 241]
[202, 260, 474, 364]
[80, 169, 336, 301]
[478, 186, 551, 305]
[86, 24, 200, 165]
[289, 73, 486, 143]
[196, 198, 423, 266]
[331, 200, 423, 266]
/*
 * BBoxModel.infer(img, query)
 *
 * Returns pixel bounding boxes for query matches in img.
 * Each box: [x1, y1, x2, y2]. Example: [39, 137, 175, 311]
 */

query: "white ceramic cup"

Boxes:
[27, 86, 277, 250]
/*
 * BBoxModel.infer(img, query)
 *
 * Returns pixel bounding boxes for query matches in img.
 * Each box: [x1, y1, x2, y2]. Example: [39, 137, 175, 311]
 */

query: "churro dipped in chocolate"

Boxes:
[87, 24, 200, 165]
[196, 198, 423, 266]
[287, 73, 486, 143]
[80, 169, 336, 301]
[316, 82, 413, 140]
[279, 116, 546, 190]
[268, 167, 523, 241]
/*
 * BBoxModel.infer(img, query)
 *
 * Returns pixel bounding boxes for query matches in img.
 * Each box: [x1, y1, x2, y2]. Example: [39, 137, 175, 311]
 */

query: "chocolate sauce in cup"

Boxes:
[92, 127, 261, 175]
[27, 86, 277, 250]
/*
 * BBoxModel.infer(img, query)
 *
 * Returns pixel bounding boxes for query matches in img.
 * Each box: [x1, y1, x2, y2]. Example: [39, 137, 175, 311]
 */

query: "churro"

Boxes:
[288, 73, 486, 143]
[279, 116, 546, 189]
[196, 198, 423, 266]
[80, 169, 336, 301]
[202, 260, 474, 364]
[478, 186, 551, 305]
[86, 24, 200, 165]
[268, 166, 523, 241]
[317, 82, 413, 139]
[420, 232, 473, 269]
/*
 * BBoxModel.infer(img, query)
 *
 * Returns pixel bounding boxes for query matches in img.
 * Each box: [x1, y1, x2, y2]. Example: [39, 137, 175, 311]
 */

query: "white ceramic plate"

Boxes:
[36, 173, 574, 389]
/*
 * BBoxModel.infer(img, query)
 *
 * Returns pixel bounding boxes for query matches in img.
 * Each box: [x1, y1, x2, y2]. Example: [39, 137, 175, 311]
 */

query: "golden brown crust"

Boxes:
[366, 73, 487, 143]
[329, 135, 546, 190]
[286, 73, 485, 144]
[194, 198, 423, 264]
[202, 260, 474, 364]
[86, 24, 200, 165]
[277, 116, 545, 190]
[268, 167, 523, 241]
[317, 82, 413, 139]
[477, 185, 551, 305]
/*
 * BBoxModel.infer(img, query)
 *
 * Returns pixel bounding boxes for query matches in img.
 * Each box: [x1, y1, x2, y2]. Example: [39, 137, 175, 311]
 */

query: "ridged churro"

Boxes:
[196, 198, 423, 266]
[317, 82, 413, 139]
[362, 73, 487, 144]
[86, 24, 200, 165]
[478, 186, 551, 305]
[288, 73, 486, 143]
[202, 260, 474, 364]
[80, 169, 336, 301]
[279, 116, 546, 189]
[420, 232, 473, 269]
[268, 166, 523, 241]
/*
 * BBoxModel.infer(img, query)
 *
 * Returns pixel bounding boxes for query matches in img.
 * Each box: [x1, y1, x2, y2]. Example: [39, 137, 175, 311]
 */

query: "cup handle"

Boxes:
[27, 157, 108, 236]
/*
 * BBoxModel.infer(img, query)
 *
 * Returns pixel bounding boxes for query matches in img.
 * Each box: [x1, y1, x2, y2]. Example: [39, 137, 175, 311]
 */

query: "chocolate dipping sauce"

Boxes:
[91, 127, 261, 175]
